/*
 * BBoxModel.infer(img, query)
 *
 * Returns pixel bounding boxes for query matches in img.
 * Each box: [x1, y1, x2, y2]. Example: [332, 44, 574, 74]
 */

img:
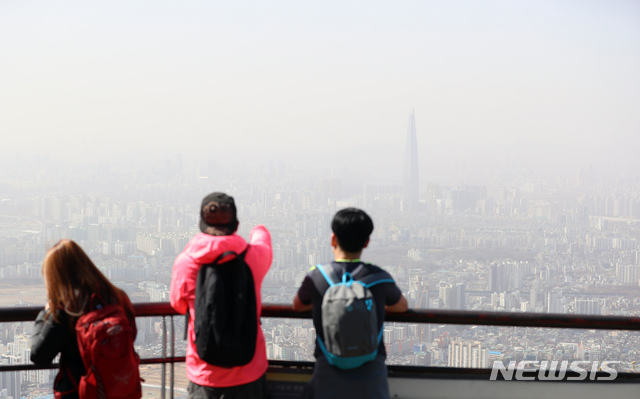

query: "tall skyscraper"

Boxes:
[403, 109, 419, 212]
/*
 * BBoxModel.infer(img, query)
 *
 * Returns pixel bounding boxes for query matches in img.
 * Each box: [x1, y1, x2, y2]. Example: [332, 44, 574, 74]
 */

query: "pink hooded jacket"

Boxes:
[169, 225, 272, 387]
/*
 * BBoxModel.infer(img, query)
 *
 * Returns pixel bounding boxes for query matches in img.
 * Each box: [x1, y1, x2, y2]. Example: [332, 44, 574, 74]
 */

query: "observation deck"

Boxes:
[2, 303, 640, 399]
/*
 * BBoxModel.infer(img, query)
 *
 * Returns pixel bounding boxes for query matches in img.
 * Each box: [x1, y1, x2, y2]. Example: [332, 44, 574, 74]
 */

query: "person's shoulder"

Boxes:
[362, 263, 394, 281]
[301, 264, 332, 288]
[315, 262, 346, 277]
[305, 264, 322, 277]
[51, 308, 70, 324]
[177, 233, 248, 265]
[362, 262, 386, 274]
[115, 287, 133, 303]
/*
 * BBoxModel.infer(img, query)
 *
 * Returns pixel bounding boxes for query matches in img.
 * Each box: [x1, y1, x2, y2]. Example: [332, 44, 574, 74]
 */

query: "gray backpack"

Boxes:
[312, 263, 395, 369]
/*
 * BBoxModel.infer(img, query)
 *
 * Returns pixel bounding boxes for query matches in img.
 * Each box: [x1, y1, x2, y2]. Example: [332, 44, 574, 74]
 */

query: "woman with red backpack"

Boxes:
[30, 239, 139, 399]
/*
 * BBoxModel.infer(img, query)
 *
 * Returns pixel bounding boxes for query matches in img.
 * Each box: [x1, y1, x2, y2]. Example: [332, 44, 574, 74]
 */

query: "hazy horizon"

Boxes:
[2, 1, 639, 184]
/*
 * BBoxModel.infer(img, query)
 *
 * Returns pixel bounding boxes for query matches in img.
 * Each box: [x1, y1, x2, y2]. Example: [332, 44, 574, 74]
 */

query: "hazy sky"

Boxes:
[1, 1, 639, 182]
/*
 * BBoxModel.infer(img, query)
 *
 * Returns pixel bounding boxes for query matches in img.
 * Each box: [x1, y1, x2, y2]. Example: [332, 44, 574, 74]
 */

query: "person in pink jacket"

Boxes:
[170, 192, 272, 399]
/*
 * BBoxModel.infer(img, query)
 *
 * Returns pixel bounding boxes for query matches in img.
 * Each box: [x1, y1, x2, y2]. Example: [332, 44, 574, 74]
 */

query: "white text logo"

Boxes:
[489, 360, 619, 381]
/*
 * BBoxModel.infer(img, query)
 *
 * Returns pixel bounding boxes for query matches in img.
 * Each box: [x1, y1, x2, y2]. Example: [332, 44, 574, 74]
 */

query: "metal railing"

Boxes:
[6, 302, 640, 328]
[3, 303, 640, 397]
[260, 304, 640, 330]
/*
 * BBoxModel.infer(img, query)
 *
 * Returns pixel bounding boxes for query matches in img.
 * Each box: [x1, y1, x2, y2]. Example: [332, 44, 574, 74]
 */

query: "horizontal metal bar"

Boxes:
[0, 357, 188, 373]
[260, 303, 640, 331]
[0, 363, 59, 372]
[3, 302, 640, 330]
[140, 356, 186, 365]
[0, 307, 42, 323]
[133, 302, 180, 318]
[382, 308, 640, 330]
[260, 304, 310, 319]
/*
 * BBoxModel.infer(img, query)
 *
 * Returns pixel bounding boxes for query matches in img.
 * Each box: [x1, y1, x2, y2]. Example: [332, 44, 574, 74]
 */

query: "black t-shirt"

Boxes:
[296, 260, 403, 359]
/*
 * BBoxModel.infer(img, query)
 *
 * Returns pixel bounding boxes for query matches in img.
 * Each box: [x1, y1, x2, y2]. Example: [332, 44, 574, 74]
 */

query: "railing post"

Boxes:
[170, 315, 175, 399]
[161, 315, 167, 399]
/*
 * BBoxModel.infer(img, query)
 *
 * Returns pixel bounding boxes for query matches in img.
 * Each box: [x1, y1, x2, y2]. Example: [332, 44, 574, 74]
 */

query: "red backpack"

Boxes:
[75, 296, 142, 399]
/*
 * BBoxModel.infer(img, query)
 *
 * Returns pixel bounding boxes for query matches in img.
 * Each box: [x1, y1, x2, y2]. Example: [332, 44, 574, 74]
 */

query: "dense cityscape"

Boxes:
[2, 127, 640, 398]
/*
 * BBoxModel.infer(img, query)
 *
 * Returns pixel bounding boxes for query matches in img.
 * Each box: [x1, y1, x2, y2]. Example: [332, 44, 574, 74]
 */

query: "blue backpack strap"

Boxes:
[349, 264, 367, 279]
[311, 264, 340, 294]
[356, 268, 395, 288]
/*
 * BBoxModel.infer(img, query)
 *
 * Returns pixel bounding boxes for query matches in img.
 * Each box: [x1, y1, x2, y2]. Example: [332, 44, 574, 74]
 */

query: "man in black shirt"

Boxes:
[293, 208, 408, 399]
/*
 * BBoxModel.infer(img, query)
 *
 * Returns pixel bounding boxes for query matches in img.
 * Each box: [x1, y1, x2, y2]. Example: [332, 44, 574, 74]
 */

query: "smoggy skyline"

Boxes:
[1, 1, 639, 184]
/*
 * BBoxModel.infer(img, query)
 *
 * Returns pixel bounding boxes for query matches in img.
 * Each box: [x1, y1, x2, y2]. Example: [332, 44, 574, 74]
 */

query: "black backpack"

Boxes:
[192, 249, 257, 367]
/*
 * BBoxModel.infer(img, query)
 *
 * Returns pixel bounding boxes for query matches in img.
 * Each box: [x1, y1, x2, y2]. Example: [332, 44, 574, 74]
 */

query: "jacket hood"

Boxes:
[182, 232, 248, 264]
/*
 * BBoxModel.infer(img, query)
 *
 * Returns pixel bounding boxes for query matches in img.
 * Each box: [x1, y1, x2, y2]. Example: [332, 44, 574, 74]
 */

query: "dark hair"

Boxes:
[331, 208, 374, 253]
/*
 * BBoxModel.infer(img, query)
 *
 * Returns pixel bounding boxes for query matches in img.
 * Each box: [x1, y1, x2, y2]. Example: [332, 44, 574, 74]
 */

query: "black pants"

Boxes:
[188, 374, 267, 399]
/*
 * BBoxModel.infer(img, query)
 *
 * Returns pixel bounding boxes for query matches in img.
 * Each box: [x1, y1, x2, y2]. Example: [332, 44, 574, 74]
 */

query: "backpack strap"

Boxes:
[88, 293, 106, 311]
[349, 264, 368, 280]
[311, 263, 396, 293]
[311, 264, 341, 294]
[353, 267, 395, 288]
[210, 248, 248, 266]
